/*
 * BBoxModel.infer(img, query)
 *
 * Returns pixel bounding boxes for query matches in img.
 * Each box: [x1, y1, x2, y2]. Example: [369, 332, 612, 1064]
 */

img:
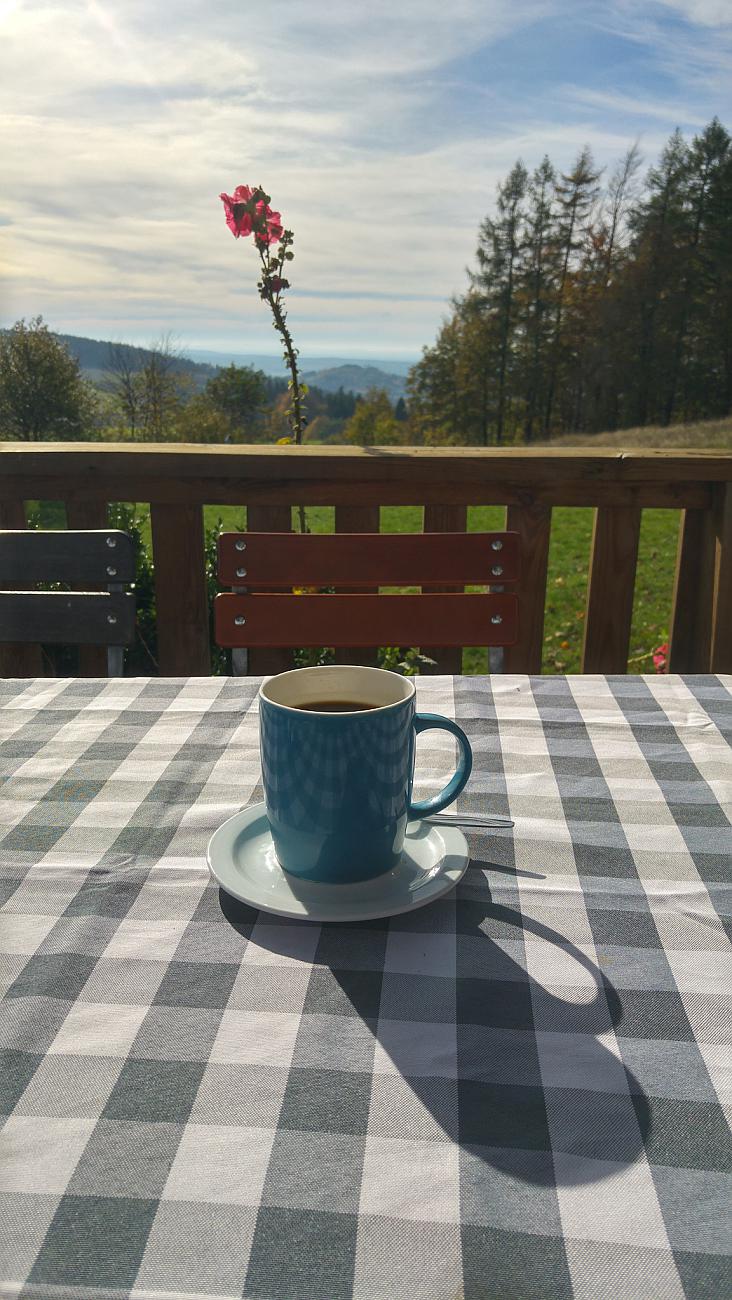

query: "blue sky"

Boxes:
[0, 0, 730, 360]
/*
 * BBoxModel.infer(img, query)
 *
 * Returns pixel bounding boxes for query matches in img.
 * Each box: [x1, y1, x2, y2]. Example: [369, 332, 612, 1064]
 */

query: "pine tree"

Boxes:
[517, 157, 556, 442]
[470, 161, 528, 443]
[628, 129, 689, 425]
[662, 118, 731, 423]
[543, 147, 601, 434]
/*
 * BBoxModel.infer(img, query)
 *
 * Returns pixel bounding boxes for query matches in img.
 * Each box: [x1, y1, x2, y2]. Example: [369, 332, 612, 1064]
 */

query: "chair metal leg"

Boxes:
[231, 648, 249, 676]
[107, 645, 124, 677]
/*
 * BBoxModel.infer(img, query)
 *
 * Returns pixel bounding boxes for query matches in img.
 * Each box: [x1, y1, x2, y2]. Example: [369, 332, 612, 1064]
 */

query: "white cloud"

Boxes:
[654, 1, 732, 26]
[0, 0, 729, 354]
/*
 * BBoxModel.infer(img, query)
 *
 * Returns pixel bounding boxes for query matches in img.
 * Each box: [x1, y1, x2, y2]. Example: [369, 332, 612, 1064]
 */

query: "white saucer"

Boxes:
[206, 802, 469, 923]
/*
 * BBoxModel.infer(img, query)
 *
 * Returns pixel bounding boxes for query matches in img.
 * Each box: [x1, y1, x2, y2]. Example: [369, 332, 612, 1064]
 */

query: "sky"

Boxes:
[1, 0, 731, 361]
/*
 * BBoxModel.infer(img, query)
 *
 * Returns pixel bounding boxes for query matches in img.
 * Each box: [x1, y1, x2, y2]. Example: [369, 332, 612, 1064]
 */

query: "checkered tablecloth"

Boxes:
[1, 674, 730, 1300]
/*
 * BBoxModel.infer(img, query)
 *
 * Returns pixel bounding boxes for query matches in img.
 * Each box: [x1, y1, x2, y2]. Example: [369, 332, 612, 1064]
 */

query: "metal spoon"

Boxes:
[425, 812, 514, 829]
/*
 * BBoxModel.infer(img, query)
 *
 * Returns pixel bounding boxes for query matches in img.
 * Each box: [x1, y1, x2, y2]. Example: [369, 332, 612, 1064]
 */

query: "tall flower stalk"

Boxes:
[219, 184, 306, 444]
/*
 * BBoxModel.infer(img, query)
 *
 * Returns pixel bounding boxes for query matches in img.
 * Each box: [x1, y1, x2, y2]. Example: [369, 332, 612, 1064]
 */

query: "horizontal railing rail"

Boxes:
[1, 442, 730, 678]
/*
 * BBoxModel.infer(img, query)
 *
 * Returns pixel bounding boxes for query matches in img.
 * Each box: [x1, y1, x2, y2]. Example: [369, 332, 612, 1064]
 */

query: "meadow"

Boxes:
[29, 494, 680, 676]
[136, 500, 678, 676]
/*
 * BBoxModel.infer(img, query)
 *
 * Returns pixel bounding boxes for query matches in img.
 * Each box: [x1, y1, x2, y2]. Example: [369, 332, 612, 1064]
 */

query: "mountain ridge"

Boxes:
[52, 333, 410, 399]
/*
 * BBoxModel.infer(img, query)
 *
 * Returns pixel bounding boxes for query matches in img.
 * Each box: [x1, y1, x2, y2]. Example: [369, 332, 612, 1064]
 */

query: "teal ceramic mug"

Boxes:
[259, 664, 472, 883]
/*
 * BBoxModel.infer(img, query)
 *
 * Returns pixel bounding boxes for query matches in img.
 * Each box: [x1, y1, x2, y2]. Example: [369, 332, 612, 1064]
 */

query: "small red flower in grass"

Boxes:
[653, 642, 669, 673]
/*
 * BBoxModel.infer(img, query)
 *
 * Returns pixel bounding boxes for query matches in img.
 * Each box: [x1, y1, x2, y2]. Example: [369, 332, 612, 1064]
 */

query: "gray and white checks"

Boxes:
[1, 674, 730, 1300]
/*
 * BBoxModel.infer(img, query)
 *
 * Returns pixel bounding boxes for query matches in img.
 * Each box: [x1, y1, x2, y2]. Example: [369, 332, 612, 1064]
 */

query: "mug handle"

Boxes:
[408, 713, 473, 818]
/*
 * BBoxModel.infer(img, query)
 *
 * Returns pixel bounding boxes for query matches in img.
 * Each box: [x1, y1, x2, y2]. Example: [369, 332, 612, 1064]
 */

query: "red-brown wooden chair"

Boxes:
[214, 531, 519, 675]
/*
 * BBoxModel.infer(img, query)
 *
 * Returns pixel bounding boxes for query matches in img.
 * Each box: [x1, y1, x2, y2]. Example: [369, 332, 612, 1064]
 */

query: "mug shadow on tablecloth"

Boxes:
[218, 863, 650, 1188]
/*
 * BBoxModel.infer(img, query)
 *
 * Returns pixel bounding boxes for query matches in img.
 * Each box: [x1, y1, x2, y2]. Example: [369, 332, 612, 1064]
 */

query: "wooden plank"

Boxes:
[504, 502, 552, 674]
[334, 505, 380, 667]
[668, 509, 714, 672]
[64, 502, 112, 677]
[422, 504, 468, 674]
[582, 506, 641, 673]
[710, 482, 732, 674]
[0, 475, 711, 511]
[217, 528, 518, 587]
[2, 442, 730, 484]
[150, 504, 210, 676]
[215, 592, 519, 649]
[0, 444, 722, 509]
[0, 529, 134, 587]
[245, 505, 292, 675]
[0, 591, 135, 644]
[0, 500, 43, 678]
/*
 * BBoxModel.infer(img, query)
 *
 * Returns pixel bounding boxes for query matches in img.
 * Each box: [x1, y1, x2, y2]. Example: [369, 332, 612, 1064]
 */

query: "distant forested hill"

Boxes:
[55, 335, 406, 400]
[302, 364, 407, 400]
[56, 334, 220, 389]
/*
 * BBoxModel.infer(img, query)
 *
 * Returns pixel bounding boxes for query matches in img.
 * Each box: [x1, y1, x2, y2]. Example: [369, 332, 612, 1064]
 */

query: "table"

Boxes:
[1, 674, 730, 1300]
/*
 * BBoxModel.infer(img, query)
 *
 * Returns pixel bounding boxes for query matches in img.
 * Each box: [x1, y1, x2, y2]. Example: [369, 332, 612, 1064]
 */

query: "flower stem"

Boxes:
[259, 248, 304, 444]
[258, 246, 308, 534]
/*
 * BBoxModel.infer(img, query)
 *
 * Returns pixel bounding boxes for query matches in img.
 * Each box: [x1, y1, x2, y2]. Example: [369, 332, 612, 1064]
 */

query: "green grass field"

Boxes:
[32, 497, 678, 675]
[169, 501, 678, 675]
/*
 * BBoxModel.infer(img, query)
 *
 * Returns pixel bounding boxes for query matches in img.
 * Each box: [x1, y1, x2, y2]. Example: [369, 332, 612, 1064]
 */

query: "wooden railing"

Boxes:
[1, 442, 730, 677]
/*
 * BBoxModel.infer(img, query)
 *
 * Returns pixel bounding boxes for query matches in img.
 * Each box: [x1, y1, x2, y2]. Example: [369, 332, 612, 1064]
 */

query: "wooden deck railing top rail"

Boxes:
[1, 443, 730, 507]
[1, 442, 730, 680]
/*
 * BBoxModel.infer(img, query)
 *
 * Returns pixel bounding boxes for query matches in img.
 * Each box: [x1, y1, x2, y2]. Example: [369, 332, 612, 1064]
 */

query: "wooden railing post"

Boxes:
[65, 500, 109, 677]
[422, 504, 468, 674]
[669, 508, 715, 672]
[246, 505, 293, 676]
[334, 505, 380, 667]
[582, 506, 641, 673]
[504, 502, 552, 674]
[710, 481, 732, 673]
[150, 504, 210, 676]
[0, 499, 43, 678]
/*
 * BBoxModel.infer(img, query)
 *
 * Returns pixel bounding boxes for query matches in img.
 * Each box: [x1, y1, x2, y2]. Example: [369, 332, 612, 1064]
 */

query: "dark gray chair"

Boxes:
[0, 530, 136, 676]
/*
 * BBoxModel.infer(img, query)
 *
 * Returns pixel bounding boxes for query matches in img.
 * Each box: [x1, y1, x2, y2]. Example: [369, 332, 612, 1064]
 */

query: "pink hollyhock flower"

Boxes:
[652, 642, 668, 673]
[220, 186, 255, 238]
[220, 186, 282, 245]
[254, 200, 283, 246]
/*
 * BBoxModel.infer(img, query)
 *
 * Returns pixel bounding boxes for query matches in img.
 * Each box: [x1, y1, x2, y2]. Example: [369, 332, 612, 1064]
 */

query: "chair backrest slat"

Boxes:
[0, 592, 136, 646]
[215, 592, 518, 648]
[218, 531, 519, 587]
[0, 530, 135, 587]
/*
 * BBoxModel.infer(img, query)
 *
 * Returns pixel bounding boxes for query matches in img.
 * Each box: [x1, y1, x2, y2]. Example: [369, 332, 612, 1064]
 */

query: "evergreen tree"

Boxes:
[543, 147, 601, 434]
[517, 157, 557, 441]
[470, 161, 528, 442]
[628, 129, 689, 425]
[404, 119, 730, 445]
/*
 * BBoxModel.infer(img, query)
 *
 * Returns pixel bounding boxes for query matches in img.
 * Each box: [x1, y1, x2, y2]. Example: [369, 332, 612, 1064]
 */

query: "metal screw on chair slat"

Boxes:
[491, 540, 503, 551]
[491, 614, 503, 625]
[235, 540, 246, 551]
[106, 536, 117, 548]
[234, 615, 246, 625]
[107, 614, 118, 625]
[236, 568, 247, 578]
[491, 565, 503, 577]
[107, 566, 117, 577]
